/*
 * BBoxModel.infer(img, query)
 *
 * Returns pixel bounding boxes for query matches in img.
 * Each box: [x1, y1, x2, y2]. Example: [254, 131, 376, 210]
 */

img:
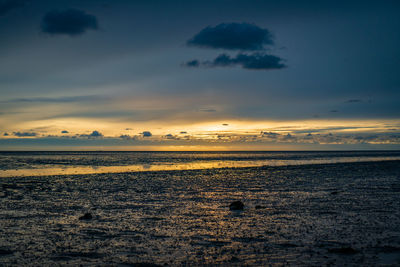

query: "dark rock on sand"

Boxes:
[79, 213, 93, 220]
[0, 248, 13, 256]
[328, 247, 359, 254]
[229, 201, 244, 210]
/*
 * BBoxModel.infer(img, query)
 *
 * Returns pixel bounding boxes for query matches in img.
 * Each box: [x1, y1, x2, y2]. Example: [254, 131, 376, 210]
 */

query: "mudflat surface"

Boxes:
[1, 160, 400, 266]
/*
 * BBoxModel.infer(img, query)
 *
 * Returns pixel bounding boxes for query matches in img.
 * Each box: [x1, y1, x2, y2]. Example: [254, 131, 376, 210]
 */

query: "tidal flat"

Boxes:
[0, 155, 400, 266]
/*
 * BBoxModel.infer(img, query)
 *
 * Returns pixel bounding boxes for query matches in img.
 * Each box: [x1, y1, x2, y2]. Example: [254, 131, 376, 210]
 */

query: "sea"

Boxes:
[0, 151, 400, 266]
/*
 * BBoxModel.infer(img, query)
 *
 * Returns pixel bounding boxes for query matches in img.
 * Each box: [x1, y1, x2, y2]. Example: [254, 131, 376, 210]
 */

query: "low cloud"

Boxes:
[185, 53, 286, 70]
[187, 22, 273, 51]
[13, 132, 37, 137]
[262, 132, 280, 138]
[183, 60, 200, 67]
[89, 130, 102, 137]
[165, 134, 176, 140]
[80, 130, 103, 138]
[41, 9, 98, 36]
[0, 0, 26, 16]
[142, 131, 152, 137]
[120, 134, 135, 140]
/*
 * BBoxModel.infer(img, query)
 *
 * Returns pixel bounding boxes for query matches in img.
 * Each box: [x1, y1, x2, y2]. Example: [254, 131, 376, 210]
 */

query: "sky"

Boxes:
[0, 0, 399, 150]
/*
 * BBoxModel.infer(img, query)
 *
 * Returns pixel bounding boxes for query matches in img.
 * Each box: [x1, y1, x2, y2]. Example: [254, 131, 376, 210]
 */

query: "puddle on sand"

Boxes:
[0, 156, 399, 177]
[379, 252, 400, 265]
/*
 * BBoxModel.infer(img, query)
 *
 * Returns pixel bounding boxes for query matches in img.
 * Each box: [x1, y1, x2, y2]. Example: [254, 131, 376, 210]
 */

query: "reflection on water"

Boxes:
[0, 156, 399, 177]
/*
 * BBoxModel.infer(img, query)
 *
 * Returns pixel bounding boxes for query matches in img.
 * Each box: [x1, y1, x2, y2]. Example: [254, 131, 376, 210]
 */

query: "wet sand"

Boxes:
[1, 160, 400, 266]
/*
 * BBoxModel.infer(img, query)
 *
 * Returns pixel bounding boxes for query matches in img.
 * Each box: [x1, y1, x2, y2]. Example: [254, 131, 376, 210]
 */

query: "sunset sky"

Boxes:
[0, 0, 399, 150]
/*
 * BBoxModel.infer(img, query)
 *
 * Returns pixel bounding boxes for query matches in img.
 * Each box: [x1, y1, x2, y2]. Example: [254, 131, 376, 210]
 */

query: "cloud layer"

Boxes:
[41, 9, 98, 36]
[187, 23, 273, 51]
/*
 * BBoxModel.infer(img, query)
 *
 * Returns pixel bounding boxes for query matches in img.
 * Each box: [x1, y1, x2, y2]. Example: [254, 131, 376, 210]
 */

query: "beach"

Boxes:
[1, 152, 399, 266]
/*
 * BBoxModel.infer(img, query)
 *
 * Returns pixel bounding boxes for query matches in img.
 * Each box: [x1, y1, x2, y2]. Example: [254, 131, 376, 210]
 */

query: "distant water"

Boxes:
[0, 151, 400, 177]
[1, 152, 400, 266]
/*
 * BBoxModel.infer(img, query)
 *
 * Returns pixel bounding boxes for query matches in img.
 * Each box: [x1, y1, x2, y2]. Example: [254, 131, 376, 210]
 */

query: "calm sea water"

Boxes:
[1, 151, 400, 266]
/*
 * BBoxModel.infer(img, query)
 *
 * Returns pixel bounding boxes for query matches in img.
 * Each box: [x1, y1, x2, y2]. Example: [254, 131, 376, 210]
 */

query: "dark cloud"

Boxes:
[213, 53, 286, 69]
[180, 131, 187, 134]
[0, 0, 26, 16]
[3, 132, 9, 136]
[165, 134, 175, 139]
[80, 130, 103, 138]
[13, 131, 36, 137]
[184, 22, 287, 71]
[222, 123, 229, 126]
[142, 131, 152, 137]
[187, 53, 286, 70]
[89, 130, 102, 137]
[183, 60, 200, 67]
[61, 130, 68, 133]
[187, 22, 273, 51]
[41, 9, 98, 36]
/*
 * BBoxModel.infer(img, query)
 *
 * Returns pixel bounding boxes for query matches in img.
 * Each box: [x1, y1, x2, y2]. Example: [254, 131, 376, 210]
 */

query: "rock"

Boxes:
[230, 256, 240, 262]
[79, 213, 93, 220]
[229, 201, 244, 210]
[255, 205, 267, 209]
[0, 248, 13, 256]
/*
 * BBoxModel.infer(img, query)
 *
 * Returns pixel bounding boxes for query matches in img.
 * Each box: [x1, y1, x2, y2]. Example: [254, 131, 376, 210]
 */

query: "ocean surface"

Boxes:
[1, 151, 400, 266]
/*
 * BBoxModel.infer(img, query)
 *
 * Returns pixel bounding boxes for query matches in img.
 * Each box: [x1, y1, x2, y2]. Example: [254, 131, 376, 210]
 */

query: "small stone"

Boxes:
[0, 248, 13, 256]
[229, 201, 244, 210]
[231, 256, 240, 262]
[79, 213, 93, 220]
